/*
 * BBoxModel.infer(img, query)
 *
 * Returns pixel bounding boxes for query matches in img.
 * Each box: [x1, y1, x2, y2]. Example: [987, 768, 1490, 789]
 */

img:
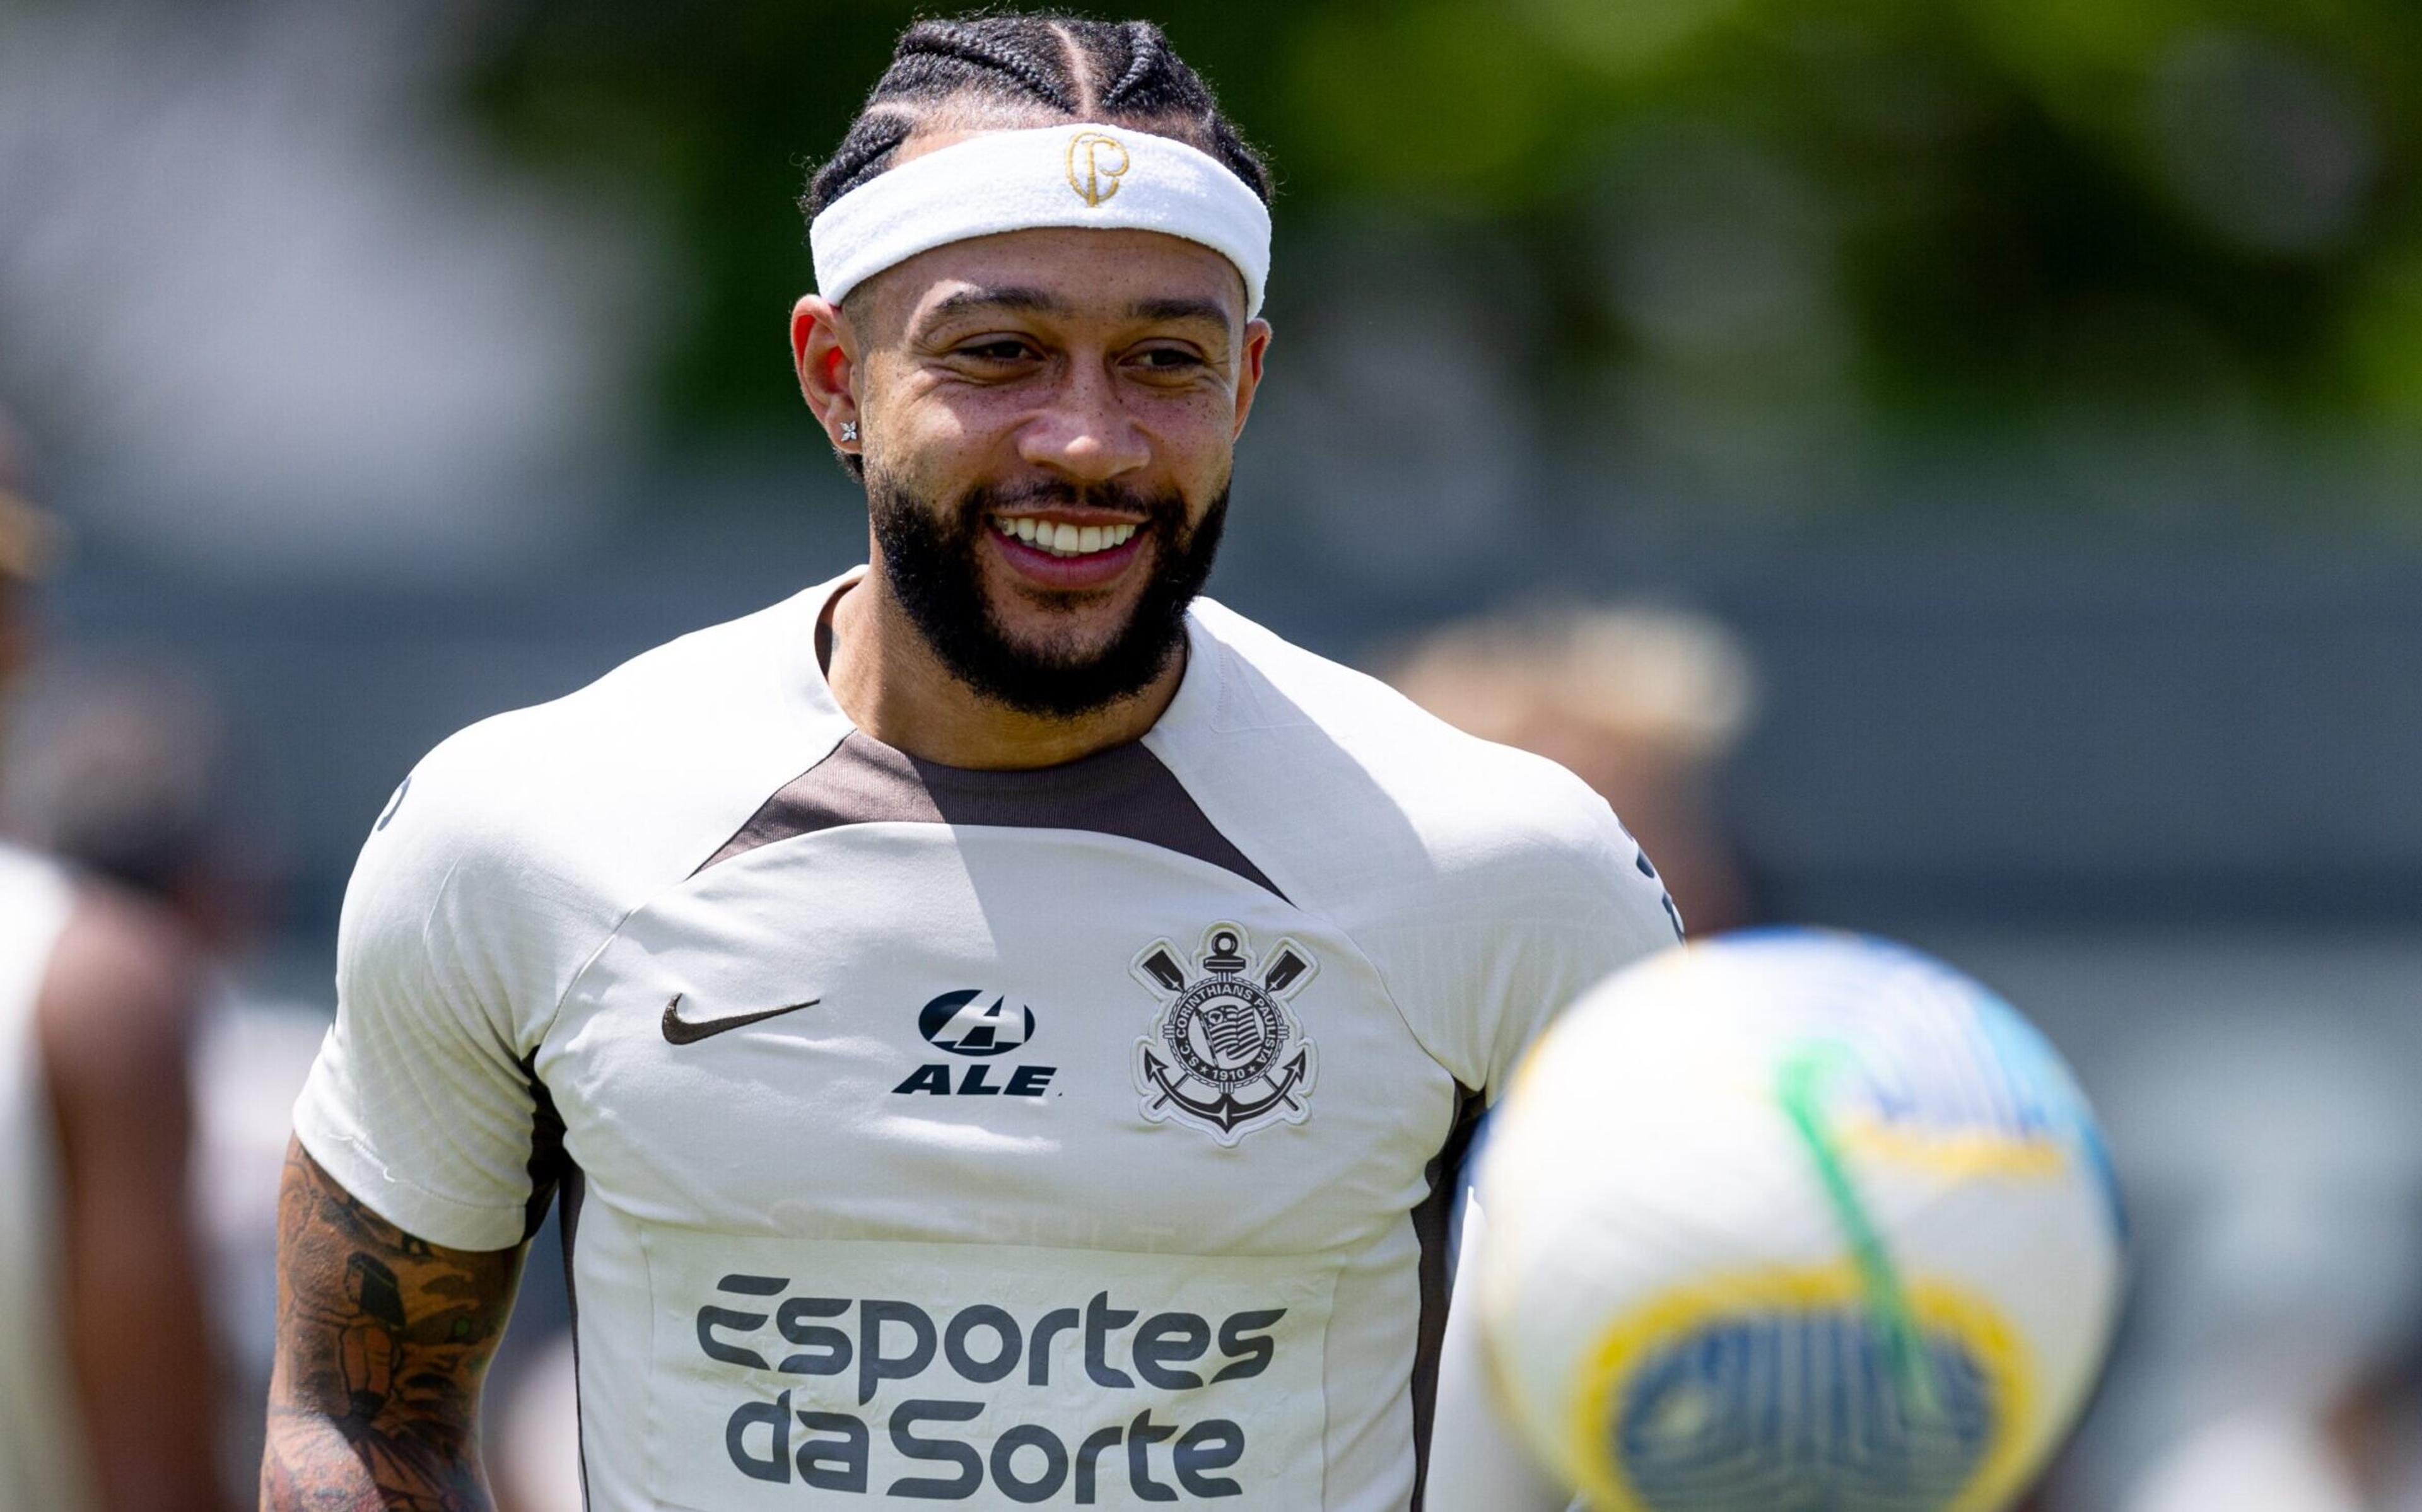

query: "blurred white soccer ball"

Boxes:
[1475, 929, 2124, 1512]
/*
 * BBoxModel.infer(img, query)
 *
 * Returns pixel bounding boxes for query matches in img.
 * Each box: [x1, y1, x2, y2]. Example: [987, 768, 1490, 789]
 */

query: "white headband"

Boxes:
[810, 122, 1271, 317]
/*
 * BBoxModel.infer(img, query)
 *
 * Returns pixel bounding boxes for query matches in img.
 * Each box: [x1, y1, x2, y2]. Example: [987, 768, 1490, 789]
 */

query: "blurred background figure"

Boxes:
[7, 1, 2422, 1506]
[2068, 1000, 2422, 1512]
[0, 649, 322, 1499]
[1390, 602, 1762, 936]
[0, 660, 269, 951]
[0, 421, 231, 1510]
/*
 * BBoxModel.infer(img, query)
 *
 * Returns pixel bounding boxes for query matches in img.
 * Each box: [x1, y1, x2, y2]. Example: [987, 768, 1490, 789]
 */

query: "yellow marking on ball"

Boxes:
[1558, 1264, 2042, 1512]
[1837, 1117, 2071, 1181]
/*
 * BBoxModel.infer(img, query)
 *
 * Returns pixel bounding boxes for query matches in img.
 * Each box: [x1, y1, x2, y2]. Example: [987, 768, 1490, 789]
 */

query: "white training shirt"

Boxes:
[296, 570, 1680, 1511]
[0, 843, 96, 1512]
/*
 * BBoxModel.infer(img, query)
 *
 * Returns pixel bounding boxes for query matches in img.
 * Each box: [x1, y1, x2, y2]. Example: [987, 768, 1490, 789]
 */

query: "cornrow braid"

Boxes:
[802, 11, 1270, 223]
[1097, 21, 1162, 109]
[896, 20, 1075, 112]
[810, 108, 915, 211]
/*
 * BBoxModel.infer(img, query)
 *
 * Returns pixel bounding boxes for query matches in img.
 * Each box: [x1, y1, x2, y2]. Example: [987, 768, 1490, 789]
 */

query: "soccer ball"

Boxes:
[1474, 929, 2124, 1512]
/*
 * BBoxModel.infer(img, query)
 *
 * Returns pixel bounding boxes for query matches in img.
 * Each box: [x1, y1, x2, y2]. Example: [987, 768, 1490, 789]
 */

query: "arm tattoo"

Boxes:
[261, 1141, 525, 1511]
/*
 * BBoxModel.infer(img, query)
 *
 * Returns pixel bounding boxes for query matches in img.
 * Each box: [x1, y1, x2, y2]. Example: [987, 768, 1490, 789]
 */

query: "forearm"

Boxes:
[262, 1139, 520, 1511]
[260, 1405, 494, 1512]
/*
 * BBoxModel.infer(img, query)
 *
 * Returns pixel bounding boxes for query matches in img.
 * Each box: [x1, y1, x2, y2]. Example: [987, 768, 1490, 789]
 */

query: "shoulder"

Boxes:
[341, 583, 851, 1018]
[395, 583, 829, 836]
[1169, 601, 1666, 928]
[1166, 604, 1679, 1090]
[361, 583, 842, 904]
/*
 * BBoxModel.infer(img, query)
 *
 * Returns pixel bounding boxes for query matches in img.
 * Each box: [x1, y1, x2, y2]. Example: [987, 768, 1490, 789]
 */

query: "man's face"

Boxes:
[835, 225, 1268, 716]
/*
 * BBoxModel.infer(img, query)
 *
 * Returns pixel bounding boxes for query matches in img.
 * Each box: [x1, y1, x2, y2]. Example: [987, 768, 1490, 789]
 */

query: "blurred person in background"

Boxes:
[2081, 1020, 2422, 1512]
[0, 660, 269, 953]
[0, 422, 231, 1509]
[1389, 602, 1762, 937]
[0, 653, 324, 1501]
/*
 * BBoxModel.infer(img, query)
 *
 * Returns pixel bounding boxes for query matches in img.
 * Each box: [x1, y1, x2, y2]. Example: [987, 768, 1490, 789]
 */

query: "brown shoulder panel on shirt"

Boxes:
[698, 730, 1284, 899]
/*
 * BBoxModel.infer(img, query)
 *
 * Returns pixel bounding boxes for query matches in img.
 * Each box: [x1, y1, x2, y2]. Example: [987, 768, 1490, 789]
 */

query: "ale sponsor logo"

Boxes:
[894, 989, 1057, 1099]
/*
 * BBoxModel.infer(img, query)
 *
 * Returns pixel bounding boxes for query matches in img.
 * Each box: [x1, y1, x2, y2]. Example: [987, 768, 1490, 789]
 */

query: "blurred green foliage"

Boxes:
[468, 0, 2422, 455]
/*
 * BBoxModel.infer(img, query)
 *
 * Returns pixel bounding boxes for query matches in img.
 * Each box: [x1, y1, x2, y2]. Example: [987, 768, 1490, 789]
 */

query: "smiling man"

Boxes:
[266, 15, 1679, 1511]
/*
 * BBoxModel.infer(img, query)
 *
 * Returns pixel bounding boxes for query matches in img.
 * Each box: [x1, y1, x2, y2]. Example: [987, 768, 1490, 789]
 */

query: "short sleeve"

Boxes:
[1333, 754, 1687, 1107]
[1471, 793, 1683, 1104]
[292, 763, 555, 1253]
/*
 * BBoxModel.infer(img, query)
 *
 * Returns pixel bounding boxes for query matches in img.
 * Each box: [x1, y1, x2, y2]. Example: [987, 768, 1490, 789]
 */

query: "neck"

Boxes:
[823, 571, 1186, 770]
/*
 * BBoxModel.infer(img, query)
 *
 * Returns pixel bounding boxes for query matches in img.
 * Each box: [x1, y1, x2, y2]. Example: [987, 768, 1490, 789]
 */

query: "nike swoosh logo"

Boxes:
[660, 993, 822, 1046]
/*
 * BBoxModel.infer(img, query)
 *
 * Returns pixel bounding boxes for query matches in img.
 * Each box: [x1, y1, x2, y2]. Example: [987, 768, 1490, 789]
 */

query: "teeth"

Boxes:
[995, 516, 1142, 557]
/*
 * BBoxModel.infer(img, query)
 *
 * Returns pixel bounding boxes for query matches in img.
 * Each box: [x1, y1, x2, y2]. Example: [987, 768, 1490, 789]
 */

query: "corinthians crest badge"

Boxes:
[1131, 924, 1318, 1145]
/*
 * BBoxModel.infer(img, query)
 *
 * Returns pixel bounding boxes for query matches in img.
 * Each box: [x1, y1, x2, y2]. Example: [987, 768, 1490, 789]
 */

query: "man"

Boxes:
[0, 429, 231, 1509]
[266, 15, 1680, 1509]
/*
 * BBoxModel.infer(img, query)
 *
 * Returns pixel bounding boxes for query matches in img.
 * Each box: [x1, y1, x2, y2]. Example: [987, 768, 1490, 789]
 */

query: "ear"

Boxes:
[1231, 317, 1273, 440]
[792, 294, 862, 456]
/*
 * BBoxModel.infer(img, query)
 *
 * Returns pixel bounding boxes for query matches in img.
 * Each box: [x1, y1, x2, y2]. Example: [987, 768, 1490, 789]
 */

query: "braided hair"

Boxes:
[802, 13, 1272, 223]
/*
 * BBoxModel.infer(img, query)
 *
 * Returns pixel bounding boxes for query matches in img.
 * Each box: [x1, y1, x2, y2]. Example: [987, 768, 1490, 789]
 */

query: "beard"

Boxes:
[869, 469, 1227, 721]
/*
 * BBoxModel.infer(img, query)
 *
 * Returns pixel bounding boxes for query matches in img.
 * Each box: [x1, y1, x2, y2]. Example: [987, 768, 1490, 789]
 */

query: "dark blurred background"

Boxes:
[3, 1, 2418, 1508]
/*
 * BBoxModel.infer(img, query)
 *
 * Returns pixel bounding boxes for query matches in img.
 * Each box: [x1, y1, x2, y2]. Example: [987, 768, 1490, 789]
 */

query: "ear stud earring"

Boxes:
[839, 421, 859, 443]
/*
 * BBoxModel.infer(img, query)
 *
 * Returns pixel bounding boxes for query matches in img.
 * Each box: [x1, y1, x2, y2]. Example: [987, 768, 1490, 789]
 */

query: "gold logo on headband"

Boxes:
[1066, 131, 1131, 207]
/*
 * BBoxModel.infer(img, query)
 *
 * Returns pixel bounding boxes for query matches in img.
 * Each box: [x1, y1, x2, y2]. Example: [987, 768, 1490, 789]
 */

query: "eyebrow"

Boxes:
[921, 286, 1070, 323]
[1127, 296, 1233, 328]
[918, 287, 1235, 329]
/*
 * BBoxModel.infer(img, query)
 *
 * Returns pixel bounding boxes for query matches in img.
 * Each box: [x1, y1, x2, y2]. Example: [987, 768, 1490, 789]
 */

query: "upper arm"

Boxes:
[1475, 784, 1683, 1102]
[263, 1137, 524, 1509]
[36, 886, 230, 1512]
[1384, 774, 1679, 1105]
[266, 755, 563, 1505]
[294, 758, 565, 1252]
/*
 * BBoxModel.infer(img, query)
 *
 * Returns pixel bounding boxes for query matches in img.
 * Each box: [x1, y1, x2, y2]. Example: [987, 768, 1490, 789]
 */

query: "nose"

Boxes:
[1017, 361, 1150, 484]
